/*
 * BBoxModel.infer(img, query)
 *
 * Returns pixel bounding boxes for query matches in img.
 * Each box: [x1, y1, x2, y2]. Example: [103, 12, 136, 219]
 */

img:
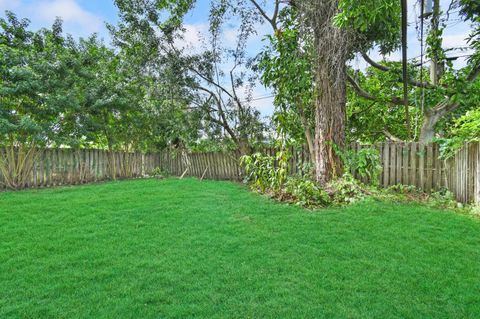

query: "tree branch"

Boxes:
[467, 63, 480, 82]
[382, 128, 403, 142]
[346, 74, 405, 105]
[249, 0, 280, 31]
[195, 85, 238, 143]
[361, 52, 389, 72]
[189, 67, 234, 99]
[361, 52, 434, 89]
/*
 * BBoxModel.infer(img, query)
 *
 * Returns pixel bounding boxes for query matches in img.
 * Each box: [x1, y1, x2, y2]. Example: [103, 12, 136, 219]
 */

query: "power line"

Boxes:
[239, 94, 275, 103]
[413, 53, 474, 66]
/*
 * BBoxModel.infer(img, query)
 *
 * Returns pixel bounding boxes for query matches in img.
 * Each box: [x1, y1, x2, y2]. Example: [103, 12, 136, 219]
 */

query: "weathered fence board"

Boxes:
[1, 142, 479, 203]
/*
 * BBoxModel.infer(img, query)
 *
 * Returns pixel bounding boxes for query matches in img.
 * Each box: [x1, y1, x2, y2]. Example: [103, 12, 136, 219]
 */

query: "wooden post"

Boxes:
[426, 144, 433, 193]
[389, 143, 396, 186]
[476, 143, 480, 204]
[382, 143, 389, 187]
[418, 144, 425, 190]
[402, 143, 409, 185]
[201, 165, 209, 181]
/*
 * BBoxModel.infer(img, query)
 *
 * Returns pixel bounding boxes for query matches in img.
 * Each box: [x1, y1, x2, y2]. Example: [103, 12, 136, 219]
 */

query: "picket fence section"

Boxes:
[1, 142, 479, 203]
[361, 142, 479, 203]
[0, 148, 159, 190]
[157, 142, 480, 204]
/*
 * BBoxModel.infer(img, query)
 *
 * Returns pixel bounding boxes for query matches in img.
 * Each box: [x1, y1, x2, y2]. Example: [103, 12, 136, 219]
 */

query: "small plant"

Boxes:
[386, 184, 419, 194]
[286, 176, 331, 208]
[471, 205, 480, 217]
[150, 167, 169, 179]
[240, 149, 290, 194]
[428, 189, 458, 209]
[240, 152, 275, 192]
[328, 172, 368, 205]
[334, 145, 382, 186]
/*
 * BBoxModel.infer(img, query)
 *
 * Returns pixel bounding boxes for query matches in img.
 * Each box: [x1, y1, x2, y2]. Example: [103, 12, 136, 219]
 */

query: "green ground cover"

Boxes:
[1, 178, 479, 318]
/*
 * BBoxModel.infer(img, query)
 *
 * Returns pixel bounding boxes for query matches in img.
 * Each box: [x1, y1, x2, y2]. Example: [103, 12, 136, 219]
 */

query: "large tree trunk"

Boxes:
[419, 100, 458, 143]
[298, 0, 350, 185]
[313, 64, 347, 185]
[419, 110, 442, 143]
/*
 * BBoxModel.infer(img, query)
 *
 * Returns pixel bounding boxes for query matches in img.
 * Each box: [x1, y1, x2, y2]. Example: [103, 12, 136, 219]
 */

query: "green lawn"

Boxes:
[1, 179, 479, 318]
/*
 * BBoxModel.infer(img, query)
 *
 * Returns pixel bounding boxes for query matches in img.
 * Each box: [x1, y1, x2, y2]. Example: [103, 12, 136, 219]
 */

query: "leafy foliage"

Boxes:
[0, 11, 203, 152]
[328, 173, 369, 205]
[334, 145, 383, 185]
[334, 0, 401, 54]
[285, 175, 331, 208]
[258, 7, 314, 143]
[240, 149, 289, 193]
[438, 108, 480, 158]
[150, 167, 170, 179]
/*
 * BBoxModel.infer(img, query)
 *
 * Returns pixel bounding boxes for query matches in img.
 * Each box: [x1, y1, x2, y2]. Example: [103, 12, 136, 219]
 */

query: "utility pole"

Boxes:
[401, 0, 410, 138]
[430, 0, 441, 85]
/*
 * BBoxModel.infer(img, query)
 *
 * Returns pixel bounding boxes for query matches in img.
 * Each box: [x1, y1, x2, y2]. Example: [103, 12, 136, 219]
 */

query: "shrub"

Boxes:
[240, 152, 275, 192]
[428, 189, 458, 209]
[334, 145, 382, 185]
[241, 149, 332, 208]
[471, 205, 480, 217]
[286, 176, 331, 208]
[386, 184, 419, 194]
[328, 172, 368, 205]
[240, 149, 289, 194]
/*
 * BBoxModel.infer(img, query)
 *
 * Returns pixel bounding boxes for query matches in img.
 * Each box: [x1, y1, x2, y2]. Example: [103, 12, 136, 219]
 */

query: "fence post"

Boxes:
[474, 142, 480, 204]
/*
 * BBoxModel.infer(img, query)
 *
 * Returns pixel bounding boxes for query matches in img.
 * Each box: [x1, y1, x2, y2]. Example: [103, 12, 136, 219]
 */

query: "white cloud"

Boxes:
[183, 23, 208, 45]
[223, 27, 237, 47]
[1, 0, 106, 39]
[31, 0, 103, 34]
[175, 23, 209, 53]
[0, 0, 20, 11]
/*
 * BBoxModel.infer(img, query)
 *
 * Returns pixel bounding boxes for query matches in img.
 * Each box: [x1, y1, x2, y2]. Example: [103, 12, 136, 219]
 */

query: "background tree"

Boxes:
[112, 0, 266, 154]
[346, 0, 480, 143]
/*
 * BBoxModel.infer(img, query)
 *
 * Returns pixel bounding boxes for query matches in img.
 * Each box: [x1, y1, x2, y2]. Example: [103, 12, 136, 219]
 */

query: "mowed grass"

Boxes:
[1, 179, 480, 318]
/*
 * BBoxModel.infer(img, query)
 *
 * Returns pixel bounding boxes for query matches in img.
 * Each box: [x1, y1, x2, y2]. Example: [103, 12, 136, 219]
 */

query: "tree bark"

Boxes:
[419, 111, 441, 143]
[303, 0, 349, 185]
[238, 137, 252, 156]
[419, 101, 457, 143]
[313, 64, 347, 185]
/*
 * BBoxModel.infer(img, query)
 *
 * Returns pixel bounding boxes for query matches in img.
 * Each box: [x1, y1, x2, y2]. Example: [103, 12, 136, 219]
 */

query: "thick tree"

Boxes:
[252, 0, 401, 184]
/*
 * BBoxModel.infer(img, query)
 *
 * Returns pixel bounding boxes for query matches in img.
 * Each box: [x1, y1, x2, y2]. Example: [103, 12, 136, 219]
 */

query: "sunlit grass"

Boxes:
[1, 178, 479, 318]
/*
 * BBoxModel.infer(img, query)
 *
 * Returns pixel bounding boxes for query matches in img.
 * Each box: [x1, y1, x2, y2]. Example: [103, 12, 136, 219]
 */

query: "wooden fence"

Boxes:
[0, 148, 159, 191]
[362, 142, 479, 203]
[156, 142, 480, 204]
[1, 142, 479, 204]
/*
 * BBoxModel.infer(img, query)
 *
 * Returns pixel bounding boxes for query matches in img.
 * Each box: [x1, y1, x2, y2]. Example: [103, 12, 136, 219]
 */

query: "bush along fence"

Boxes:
[1, 142, 479, 204]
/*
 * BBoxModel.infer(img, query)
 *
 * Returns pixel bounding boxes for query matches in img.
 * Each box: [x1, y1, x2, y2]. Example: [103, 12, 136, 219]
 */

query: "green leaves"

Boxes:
[334, 0, 401, 54]
[333, 144, 382, 185]
[114, 0, 194, 32]
[0, 11, 176, 151]
[258, 7, 314, 141]
[438, 108, 480, 158]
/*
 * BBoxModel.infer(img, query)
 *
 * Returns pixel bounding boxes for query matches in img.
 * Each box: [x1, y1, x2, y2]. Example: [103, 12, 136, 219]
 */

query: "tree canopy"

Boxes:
[0, 0, 479, 181]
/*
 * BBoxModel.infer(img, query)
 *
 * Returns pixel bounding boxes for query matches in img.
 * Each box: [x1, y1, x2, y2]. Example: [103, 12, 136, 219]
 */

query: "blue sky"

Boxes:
[0, 0, 474, 117]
